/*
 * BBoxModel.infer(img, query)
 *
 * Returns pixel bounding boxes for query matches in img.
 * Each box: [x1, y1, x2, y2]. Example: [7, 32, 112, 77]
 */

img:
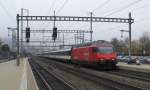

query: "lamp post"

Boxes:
[120, 29, 132, 63]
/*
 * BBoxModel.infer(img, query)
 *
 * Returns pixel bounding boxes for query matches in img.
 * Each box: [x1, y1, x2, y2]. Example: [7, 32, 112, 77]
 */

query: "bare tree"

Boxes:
[139, 32, 150, 54]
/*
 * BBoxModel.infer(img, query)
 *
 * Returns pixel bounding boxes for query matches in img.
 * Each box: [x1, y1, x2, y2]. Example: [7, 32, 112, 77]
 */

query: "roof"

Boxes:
[73, 40, 111, 48]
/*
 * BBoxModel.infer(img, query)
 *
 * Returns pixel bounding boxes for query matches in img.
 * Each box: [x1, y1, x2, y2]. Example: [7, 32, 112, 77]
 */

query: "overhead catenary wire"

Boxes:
[45, 0, 69, 28]
[56, 0, 69, 14]
[108, 6, 150, 31]
[129, 1, 150, 19]
[79, 0, 119, 34]
[131, 2, 150, 12]
[104, 0, 142, 16]
[0, 0, 14, 22]
[92, 0, 112, 12]
[47, 0, 57, 14]
[105, 1, 150, 31]
[41, 0, 150, 43]
[105, 16, 150, 33]
[44, 0, 57, 28]
[105, 15, 147, 31]
[90, 0, 125, 16]
[80, 0, 149, 41]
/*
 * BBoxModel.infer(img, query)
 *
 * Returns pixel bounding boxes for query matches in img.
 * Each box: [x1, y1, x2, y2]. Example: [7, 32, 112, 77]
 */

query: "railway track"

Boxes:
[107, 69, 150, 82]
[29, 59, 76, 90]
[29, 60, 52, 90]
[34, 56, 149, 90]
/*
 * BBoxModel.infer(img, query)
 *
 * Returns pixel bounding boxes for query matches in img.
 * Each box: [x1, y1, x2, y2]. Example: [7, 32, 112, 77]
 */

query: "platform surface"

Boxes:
[0, 58, 38, 90]
[0, 59, 9, 63]
[117, 62, 150, 73]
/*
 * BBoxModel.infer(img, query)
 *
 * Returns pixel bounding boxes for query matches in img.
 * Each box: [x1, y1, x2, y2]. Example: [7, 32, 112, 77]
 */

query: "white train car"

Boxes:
[42, 48, 71, 62]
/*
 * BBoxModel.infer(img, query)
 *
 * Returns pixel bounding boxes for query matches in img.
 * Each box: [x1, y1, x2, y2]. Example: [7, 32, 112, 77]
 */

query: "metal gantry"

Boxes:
[21, 40, 63, 43]
[17, 15, 133, 23]
[22, 29, 90, 33]
[16, 12, 134, 66]
[22, 29, 87, 50]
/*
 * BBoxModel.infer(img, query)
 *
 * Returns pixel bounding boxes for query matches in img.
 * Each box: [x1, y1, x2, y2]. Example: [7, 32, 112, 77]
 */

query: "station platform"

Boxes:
[117, 62, 150, 73]
[0, 59, 9, 63]
[0, 58, 39, 90]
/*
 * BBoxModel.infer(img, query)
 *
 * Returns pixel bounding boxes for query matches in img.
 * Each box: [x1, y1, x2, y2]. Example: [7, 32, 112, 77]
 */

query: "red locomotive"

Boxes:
[43, 40, 117, 69]
[71, 40, 117, 68]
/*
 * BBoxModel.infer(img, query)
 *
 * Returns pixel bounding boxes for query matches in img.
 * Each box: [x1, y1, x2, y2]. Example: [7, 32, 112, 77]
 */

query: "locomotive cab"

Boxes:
[92, 46, 117, 64]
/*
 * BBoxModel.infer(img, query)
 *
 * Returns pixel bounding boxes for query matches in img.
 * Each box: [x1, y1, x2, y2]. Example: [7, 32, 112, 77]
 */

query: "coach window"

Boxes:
[92, 47, 98, 52]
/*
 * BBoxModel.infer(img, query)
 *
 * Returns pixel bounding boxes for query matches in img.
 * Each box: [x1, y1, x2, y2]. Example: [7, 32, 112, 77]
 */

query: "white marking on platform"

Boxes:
[0, 58, 39, 90]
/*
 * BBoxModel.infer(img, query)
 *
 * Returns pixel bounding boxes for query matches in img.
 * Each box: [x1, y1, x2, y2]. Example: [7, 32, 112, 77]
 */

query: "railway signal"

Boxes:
[52, 27, 57, 41]
[26, 27, 30, 43]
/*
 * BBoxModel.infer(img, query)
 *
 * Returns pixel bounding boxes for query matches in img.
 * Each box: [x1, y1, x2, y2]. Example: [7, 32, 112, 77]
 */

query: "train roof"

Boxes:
[73, 40, 112, 48]
[48, 48, 71, 53]
[41, 48, 71, 55]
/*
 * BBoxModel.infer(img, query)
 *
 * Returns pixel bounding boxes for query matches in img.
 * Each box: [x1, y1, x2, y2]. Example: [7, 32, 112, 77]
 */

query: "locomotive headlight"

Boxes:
[112, 59, 115, 60]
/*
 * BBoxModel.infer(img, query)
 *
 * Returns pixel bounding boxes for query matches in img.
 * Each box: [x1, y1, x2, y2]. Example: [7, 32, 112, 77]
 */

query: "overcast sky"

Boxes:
[0, 0, 150, 42]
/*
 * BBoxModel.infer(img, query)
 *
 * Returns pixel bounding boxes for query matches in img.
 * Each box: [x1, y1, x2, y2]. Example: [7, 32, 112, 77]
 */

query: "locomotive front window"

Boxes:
[94, 47, 113, 53]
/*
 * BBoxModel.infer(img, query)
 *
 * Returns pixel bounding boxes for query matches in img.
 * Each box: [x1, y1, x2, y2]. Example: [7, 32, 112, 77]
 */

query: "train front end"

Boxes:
[93, 46, 117, 65]
[91, 41, 117, 68]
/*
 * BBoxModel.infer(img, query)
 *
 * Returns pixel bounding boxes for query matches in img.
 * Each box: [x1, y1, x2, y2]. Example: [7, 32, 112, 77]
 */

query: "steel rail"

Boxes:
[32, 59, 77, 90]
[37, 57, 145, 90]
[30, 60, 52, 90]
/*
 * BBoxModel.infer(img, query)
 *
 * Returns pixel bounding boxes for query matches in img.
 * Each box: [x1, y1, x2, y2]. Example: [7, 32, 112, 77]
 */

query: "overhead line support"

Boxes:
[90, 12, 93, 42]
[22, 30, 90, 33]
[128, 12, 132, 63]
[16, 14, 20, 66]
[18, 16, 134, 23]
